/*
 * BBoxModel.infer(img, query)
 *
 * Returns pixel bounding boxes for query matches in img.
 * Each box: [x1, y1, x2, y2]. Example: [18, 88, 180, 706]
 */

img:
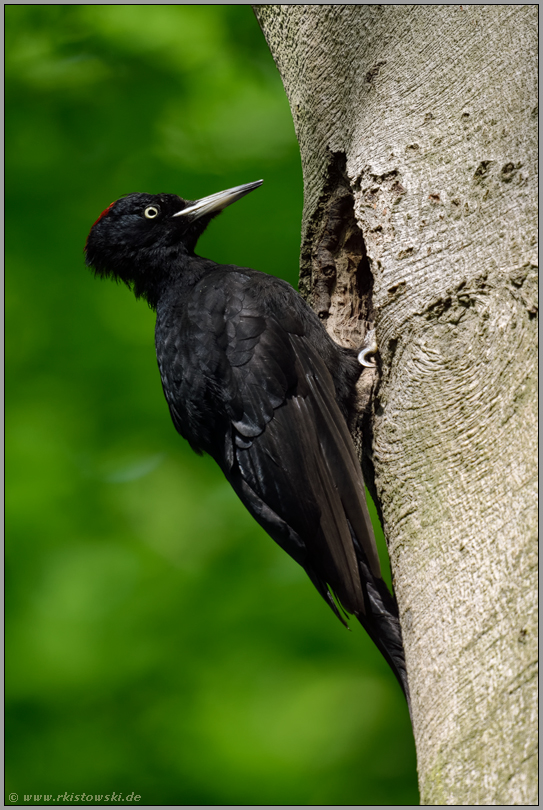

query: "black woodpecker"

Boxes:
[85, 181, 408, 698]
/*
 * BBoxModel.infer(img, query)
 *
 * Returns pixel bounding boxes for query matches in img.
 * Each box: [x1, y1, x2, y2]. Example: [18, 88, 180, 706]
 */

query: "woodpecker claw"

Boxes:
[358, 329, 378, 367]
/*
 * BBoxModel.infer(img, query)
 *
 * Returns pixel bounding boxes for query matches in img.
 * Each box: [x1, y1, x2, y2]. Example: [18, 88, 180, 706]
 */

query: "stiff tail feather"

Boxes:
[355, 551, 410, 702]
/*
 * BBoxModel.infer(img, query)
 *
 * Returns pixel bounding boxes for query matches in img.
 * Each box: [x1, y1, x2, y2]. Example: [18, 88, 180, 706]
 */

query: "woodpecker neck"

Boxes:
[138, 250, 214, 310]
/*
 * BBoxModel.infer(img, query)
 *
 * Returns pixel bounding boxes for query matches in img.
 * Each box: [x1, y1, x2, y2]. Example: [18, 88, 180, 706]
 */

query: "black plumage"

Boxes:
[85, 181, 408, 698]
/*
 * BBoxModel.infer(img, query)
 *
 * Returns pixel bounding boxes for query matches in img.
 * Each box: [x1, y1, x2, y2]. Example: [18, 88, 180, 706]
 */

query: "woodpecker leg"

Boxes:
[358, 328, 378, 367]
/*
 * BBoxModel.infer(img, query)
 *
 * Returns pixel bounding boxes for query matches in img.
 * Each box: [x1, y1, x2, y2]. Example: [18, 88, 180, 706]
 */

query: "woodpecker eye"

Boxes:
[144, 206, 159, 219]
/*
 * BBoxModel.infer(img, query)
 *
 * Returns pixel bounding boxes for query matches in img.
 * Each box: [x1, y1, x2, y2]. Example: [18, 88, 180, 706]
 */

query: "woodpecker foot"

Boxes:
[358, 329, 378, 367]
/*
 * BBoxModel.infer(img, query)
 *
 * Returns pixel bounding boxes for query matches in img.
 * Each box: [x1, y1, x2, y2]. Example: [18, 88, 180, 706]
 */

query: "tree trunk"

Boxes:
[254, 5, 538, 805]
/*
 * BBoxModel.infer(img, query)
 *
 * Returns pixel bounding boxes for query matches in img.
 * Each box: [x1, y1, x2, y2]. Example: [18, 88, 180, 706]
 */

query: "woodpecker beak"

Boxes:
[173, 180, 263, 220]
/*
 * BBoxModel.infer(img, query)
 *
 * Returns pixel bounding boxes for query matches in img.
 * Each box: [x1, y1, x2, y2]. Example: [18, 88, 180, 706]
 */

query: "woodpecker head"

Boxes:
[85, 180, 263, 301]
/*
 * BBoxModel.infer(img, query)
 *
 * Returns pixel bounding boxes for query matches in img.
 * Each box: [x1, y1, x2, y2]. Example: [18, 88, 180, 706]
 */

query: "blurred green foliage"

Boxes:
[6, 5, 418, 806]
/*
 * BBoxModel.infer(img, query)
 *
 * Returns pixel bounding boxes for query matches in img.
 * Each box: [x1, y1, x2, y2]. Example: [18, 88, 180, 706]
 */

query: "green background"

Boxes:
[6, 6, 418, 806]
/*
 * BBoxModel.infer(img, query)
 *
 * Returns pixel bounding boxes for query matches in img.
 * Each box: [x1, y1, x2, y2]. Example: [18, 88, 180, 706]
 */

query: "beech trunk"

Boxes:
[254, 5, 538, 805]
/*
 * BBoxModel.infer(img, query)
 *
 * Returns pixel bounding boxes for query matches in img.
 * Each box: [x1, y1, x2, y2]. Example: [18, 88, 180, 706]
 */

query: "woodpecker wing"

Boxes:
[158, 268, 381, 618]
[156, 265, 407, 694]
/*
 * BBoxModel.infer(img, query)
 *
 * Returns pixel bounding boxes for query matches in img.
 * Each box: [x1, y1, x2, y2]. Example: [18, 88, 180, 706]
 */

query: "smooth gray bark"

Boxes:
[254, 5, 538, 805]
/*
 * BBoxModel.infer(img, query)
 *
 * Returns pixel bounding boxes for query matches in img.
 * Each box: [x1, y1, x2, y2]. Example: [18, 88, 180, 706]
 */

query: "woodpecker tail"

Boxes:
[354, 551, 410, 703]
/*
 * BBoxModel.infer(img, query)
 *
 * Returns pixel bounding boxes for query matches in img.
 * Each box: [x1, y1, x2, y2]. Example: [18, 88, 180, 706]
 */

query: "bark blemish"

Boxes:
[355, 167, 407, 263]
[388, 336, 399, 358]
[500, 162, 519, 182]
[364, 60, 387, 84]
[474, 160, 493, 182]
[388, 281, 407, 298]
[423, 274, 491, 322]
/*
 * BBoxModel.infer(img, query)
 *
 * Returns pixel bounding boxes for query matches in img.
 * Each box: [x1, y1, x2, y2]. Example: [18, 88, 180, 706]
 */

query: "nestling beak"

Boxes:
[173, 180, 263, 220]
